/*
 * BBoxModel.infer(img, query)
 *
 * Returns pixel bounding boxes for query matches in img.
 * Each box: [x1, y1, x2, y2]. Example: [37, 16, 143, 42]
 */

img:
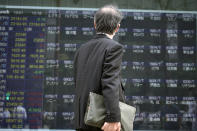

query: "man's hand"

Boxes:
[101, 122, 121, 131]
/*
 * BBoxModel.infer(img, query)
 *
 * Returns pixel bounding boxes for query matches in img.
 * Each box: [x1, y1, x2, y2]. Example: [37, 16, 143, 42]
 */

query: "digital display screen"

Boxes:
[0, 7, 196, 130]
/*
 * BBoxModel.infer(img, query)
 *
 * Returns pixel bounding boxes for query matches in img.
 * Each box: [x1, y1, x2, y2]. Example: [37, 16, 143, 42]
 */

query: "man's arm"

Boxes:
[101, 44, 123, 122]
[73, 50, 79, 85]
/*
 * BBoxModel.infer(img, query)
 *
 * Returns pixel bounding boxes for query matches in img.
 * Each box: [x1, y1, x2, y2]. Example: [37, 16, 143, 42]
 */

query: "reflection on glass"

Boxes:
[0, 6, 196, 130]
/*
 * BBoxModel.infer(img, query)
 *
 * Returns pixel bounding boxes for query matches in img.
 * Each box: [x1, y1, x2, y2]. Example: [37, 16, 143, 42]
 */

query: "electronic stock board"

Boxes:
[0, 6, 196, 130]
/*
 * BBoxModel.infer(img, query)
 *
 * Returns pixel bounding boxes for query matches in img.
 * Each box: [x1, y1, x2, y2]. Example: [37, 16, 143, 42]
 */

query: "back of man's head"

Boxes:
[94, 5, 123, 35]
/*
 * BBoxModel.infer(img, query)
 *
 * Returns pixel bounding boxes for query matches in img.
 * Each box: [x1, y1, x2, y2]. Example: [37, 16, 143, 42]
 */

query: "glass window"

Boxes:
[0, 0, 196, 131]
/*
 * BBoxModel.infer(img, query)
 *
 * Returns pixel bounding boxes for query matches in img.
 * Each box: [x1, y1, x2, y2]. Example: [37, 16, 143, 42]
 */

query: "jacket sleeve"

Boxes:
[101, 44, 123, 122]
[73, 50, 79, 86]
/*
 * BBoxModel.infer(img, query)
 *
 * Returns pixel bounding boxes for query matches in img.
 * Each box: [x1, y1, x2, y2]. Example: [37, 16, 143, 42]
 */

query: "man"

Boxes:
[74, 5, 125, 131]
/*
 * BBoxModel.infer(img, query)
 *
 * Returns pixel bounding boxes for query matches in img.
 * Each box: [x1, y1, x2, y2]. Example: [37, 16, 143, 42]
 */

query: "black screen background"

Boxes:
[0, 8, 196, 130]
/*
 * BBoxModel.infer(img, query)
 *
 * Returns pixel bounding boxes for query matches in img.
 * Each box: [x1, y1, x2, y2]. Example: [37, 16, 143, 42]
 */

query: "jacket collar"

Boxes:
[93, 33, 111, 39]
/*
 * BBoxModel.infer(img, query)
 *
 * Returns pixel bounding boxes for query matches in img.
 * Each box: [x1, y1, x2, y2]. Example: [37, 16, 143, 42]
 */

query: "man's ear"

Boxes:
[115, 24, 120, 33]
[94, 22, 96, 29]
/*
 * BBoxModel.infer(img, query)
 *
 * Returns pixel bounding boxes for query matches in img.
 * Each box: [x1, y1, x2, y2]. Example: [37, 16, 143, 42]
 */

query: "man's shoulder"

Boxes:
[94, 36, 123, 49]
[104, 38, 123, 50]
[79, 36, 123, 52]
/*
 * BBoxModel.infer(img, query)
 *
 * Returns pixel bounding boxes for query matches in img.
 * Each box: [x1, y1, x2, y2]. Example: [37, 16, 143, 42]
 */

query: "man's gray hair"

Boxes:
[94, 5, 123, 35]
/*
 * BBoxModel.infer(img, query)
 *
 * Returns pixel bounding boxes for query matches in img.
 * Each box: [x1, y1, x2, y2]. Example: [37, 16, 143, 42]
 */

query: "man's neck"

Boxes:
[105, 33, 114, 39]
[97, 32, 114, 39]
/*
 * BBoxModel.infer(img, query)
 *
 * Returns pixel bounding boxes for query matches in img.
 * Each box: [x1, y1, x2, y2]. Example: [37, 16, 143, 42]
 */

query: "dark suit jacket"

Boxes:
[74, 34, 125, 129]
